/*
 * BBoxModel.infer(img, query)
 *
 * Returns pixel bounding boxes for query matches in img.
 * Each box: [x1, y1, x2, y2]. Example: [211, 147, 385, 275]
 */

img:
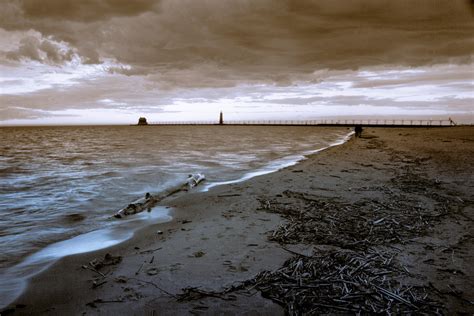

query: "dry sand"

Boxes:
[3, 126, 473, 315]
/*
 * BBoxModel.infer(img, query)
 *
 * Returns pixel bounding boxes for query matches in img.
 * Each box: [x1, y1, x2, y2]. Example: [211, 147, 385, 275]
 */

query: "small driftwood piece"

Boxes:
[82, 253, 122, 278]
[114, 193, 158, 218]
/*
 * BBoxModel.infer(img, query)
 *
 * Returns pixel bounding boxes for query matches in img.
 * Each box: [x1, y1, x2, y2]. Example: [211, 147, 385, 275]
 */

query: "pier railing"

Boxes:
[148, 119, 454, 127]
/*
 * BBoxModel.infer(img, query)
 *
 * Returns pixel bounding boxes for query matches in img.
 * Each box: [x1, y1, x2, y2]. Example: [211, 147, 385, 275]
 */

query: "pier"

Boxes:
[143, 119, 456, 128]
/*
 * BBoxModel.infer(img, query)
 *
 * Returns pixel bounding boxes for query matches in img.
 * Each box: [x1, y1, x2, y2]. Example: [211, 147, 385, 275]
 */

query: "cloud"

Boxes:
[4, 35, 74, 64]
[2, 62, 471, 121]
[0, 107, 52, 120]
[0, 0, 473, 125]
[0, 0, 472, 87]
[20, 0, 159, 22]
[6, 36, 42, 61]
[39, 39, 74, 63]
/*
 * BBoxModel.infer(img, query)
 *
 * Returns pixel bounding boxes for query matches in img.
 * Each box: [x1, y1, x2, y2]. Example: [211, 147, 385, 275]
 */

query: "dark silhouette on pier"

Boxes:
[137, 117, 148, 125]
[355, 125, 363, 137]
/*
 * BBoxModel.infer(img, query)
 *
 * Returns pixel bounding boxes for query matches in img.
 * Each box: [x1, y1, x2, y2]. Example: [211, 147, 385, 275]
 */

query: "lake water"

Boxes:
[0, 125, 351, 306]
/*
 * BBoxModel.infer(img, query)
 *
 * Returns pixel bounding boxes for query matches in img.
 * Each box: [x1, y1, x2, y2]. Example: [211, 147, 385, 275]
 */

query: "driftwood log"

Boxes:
[114, 173, 205, 218]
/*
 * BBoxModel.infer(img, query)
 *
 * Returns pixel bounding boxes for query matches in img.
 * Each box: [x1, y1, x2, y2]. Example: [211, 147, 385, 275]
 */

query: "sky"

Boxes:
[0, 0, 473, 125]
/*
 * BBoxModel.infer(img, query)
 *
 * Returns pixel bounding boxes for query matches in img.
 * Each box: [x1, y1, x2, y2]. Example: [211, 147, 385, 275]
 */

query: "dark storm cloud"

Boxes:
[97, 0, 473, 67]
[20, 0, 158, 22]
[0, 0, 473, 86]
[5, 36, 74, 64]
[0, 107, 53, 120]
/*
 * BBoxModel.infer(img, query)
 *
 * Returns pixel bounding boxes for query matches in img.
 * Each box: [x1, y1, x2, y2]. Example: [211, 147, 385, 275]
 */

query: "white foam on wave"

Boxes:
[202, 130, 354, 191]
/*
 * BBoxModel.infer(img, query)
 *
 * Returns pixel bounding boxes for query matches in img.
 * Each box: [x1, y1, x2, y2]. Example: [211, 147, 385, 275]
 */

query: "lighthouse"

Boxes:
[219, 111, 224, 125]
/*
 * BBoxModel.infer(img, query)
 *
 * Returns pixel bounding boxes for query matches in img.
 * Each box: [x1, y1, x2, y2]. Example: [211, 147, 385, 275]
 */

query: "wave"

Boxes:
[203, 130, 354, 191]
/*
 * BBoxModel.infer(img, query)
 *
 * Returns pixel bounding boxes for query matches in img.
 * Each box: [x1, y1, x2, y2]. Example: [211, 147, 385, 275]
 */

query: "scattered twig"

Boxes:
[82, 265, 106, 278]
[129, 277, 177, 298]
[92, 280, 107, 289]
[135, 262, 145, 275]
[139, 247, 162, 254]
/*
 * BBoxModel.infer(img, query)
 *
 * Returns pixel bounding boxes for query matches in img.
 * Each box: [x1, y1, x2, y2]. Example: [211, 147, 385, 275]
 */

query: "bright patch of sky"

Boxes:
[0, 60, 120, 95]
[0, 60, 472, 125]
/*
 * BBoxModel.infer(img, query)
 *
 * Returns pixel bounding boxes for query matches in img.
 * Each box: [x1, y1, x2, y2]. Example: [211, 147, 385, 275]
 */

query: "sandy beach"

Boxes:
[4, 126, 473, 315]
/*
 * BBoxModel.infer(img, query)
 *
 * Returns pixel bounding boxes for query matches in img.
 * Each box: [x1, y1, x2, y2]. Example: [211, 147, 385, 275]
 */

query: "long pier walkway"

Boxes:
[146, 119, 455, 128]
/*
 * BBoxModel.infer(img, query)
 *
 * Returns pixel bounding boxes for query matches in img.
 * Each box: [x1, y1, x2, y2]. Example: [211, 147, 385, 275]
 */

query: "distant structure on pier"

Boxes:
[219, 111, 224, 125]
[137, 117, 148, 125]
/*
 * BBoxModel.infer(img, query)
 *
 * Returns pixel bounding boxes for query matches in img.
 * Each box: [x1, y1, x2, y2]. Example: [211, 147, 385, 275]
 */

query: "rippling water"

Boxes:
[0, 125, 349, 271]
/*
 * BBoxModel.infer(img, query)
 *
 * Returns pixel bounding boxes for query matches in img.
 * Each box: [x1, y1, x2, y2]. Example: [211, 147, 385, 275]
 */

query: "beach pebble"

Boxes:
[193, 251, 205, 258]
[115, 276, 128, 283]
[146, 268, 159, 276]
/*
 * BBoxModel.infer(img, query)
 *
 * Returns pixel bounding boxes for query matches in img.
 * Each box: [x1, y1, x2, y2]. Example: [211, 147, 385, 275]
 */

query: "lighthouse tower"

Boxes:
[219, 111, 224, 125]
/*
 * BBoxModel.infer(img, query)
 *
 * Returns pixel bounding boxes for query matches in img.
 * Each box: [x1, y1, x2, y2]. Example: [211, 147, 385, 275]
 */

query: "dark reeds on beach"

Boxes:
[176, 154, 468, 314]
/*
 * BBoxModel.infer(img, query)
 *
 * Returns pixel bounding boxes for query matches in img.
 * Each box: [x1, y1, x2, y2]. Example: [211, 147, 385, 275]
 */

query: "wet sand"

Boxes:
[4, 126, 473, 315]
